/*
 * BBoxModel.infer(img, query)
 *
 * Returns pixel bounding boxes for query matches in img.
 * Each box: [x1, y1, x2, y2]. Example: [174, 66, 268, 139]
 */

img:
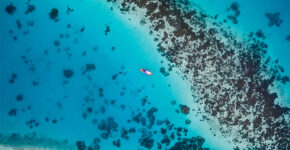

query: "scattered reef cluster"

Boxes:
[0, 133, 75, 149]
[226, 2, 240, 24]
[2, 1, 211, 149]
[106, 0, 290, 149]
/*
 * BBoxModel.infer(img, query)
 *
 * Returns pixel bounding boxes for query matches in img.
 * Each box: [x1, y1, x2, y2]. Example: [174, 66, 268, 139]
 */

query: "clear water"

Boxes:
[191, 0, 290, 107]
[0, 0, 289, 150]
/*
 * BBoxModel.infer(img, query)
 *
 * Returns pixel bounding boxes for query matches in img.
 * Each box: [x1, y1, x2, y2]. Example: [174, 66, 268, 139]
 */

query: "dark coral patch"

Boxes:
[49, 8, 59, 21]
[286, 35, 290, 42]
[9, 73, 17, 84]
[16, 20, 22, 29]
[147, 107, 158, 128]
[169, 136, 208, 150]
[112, 74, 118, 80]
[76, 141, 86, 150]
[83, 64, 96, 74]
[98, 88, 104, 97]
[66, 6, 74, 15]
[105, 25, 110, 35]
[16, 94, 23, 101]
[226, 2, 240, 24]
[52, 119, 58, 124]
[86, 64, 95, 71]
[255, 30, 266, 39]
[63, 69, 74, 78]
[160, 128, 167, 135]
[185, 119, 191, 124]
[80, 27, 85, 32]
[5, 3, 16, 15]
[120, 127, 135, 140]
[98, 117, 118, 139]
[265, 12, 282, 27]
[32, 81, 39, 86]
[8, 108, 17, 116]
[160, 67, 169, 76]
[139, 132, 154, 149]
[87, 107, 93, 113]
[25, 5, 35, 14]
[112, 139, 121, 147]
[54, 40, 60, 46]
[25, 119, 40, 129]
[180, 104, 190, 115]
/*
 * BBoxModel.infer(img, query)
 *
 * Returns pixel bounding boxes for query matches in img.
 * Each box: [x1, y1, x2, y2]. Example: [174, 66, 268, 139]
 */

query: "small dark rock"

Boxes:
[160, 128, 167, 135]
[112, 74, 118, 80]
[185, 119, 191, 124]
[49, 8, 58, 21]
[32, 81, 39, 86]
[105, 25, 110, 35]
[286, 35, 290, 42]
[9, 73, 17, 84]
[54, 40, 60, 46]
[113, 139, 121, 147]
[52, 119, 57, 124]
[16, 20, 22, 29]
[86, 64, 95, 71]
[6, 3, 16, 15]
[8, 108, 17, 116]
[87, 107, 93, 113]
[83, 64, 96, 74]
[80, 27, 85, 32]
[161, 135, 171, 146]
[63, 69, 74, 78]
[76, 141, 86, 150]
[66, 6, 74, 15]
[255, 30, 266, 39]
[45, 117, 49, 122]
[25, 5, 35, 14]
[16, 94, 23, 101]
[121, 128, 129, 140]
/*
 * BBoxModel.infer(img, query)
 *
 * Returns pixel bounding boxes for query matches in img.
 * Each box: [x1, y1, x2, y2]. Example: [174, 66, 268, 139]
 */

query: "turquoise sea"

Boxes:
[0, 0, 289, 150]
[191, 0, 290, 107]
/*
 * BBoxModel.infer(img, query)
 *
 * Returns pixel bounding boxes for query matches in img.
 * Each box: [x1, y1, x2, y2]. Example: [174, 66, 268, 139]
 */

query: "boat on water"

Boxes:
[140, 69, 153, 75]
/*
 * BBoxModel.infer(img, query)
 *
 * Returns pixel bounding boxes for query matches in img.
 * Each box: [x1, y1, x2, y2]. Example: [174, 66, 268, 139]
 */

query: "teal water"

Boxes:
[0, 0, 289, 150]
[191, 0, 290, 107]
[0, 0, 223, 149]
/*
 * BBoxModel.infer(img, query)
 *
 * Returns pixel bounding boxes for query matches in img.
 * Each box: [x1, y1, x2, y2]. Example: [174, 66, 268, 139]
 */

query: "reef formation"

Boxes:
[106, 0, 290, 149]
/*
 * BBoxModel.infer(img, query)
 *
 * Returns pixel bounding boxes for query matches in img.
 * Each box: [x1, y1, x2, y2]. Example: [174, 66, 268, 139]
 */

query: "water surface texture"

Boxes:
[0, 0, 289, 150]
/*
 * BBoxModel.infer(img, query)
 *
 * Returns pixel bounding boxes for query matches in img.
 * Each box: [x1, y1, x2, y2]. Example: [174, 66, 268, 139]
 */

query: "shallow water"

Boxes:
[0, 0, 289, 150]
[191, 0, 290, 107]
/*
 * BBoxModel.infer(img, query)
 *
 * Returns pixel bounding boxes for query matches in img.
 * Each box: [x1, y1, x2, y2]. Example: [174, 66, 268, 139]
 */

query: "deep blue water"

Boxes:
[0, 0, 289, 150]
